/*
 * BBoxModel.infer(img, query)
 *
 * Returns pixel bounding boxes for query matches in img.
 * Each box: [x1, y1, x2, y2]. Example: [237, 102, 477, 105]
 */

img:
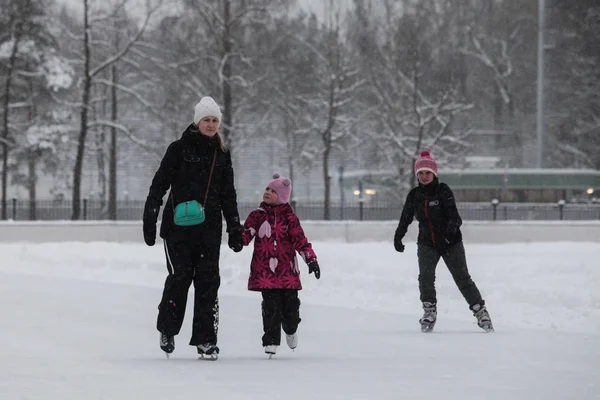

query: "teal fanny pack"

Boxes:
[174, 200, 205, 226]
[171, 148, 217, 227]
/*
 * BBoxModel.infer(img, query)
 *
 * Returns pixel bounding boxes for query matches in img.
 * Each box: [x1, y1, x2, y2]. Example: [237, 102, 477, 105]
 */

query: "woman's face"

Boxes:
[263, 187, 279, 205]
[198, 117, 219, 137]
[417, 170, 435, 185]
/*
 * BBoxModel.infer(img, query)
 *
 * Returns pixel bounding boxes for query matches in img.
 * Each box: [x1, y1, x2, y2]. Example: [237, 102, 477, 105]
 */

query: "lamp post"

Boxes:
[338, 165, 344, 220]
[358, 180, 364, 221]
[491, 198, 500, 221]
[536, 0, 546, 168]
[557, 199, 565, 220]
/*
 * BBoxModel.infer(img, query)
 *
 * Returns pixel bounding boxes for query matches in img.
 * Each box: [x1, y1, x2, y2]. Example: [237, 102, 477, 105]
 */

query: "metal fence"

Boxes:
[3, 199, 600, 221]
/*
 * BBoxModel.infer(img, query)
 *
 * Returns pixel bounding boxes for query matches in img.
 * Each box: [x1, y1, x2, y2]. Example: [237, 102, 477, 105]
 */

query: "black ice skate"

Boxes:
[160, 332, 175, 357]
[472, 304, 494, 332]
[419, 302, 437, 333]
[197, 343, 220, 361]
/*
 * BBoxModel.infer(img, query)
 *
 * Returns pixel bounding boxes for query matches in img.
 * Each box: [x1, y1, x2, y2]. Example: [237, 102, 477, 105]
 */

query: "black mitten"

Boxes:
[228, 225, 243, 253]
[308, 261, 321, 279]
[143, 222, 156, 246]
[394, 233, 405, 252]
[143, 197, 160, 224]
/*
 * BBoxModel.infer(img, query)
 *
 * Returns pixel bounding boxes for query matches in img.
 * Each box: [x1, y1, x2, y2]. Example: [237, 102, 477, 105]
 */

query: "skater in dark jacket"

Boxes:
[242, 174, 321, 356]
[394, 150, 493, 332]
[142, 96, 244, 357]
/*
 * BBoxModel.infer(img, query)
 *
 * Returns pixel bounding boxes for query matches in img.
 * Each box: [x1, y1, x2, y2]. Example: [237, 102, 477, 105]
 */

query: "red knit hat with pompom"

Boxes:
[414, 150, 438, 176]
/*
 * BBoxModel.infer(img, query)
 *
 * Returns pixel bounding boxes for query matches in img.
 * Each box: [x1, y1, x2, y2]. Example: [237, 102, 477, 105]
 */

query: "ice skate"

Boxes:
[285, 333, 298, 350]
[160, 332, 175, 357]
[419, 302, 437, 333]
[197, 343, 220, 360]
[264, 345, 277, 359]
[472, 304, 494, 332]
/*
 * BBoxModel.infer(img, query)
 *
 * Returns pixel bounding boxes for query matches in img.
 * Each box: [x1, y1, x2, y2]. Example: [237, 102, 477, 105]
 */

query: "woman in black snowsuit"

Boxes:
[394, 150, 493, 333]
[142, 96, 244, 357]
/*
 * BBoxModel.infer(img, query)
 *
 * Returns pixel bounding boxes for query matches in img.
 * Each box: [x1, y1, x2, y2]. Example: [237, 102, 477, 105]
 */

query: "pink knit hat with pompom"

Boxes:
[266, 174, 292, 204]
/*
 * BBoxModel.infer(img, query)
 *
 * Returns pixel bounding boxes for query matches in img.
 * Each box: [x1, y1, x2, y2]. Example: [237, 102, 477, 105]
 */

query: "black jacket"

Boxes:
[143, 124, 241, 244]
[395, 178, 463, 249]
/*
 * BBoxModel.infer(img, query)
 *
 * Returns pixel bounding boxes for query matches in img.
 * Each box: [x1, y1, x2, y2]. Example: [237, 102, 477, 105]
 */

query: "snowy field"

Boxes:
[1, 240, 599, 400]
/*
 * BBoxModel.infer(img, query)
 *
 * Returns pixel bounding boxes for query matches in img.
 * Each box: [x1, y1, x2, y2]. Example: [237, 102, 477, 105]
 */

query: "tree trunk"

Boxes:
[96, 84, 107, 217]
[28, 150, 37, 220]
[71, 0, 91, 220]
[109, 63, 118, 220]
[323, 143, 331, 220]
[1, 19, 25, 220]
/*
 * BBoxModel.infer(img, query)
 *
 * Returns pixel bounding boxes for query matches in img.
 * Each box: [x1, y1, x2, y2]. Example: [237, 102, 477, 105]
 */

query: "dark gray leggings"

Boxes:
[417, 242, 484, 309]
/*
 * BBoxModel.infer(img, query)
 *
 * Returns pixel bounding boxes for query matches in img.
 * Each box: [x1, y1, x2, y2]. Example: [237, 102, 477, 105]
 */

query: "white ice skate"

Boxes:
[265, 345, 277, 359]
[472, 304, 494, 332]
[419, 302, 437, 333]
[285, 333, 298, 350]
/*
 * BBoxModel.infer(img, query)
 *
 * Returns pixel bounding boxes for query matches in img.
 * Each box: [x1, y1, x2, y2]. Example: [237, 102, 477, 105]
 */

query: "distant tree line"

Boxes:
[0, 0, 598, 219]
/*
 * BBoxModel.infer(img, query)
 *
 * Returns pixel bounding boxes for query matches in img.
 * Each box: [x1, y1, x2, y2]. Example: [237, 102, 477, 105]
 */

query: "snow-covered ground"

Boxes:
[1, 240, 599, 399]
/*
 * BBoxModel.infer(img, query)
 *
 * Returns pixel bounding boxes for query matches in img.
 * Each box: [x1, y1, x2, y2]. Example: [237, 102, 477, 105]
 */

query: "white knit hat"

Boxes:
[193, 96, 222, 125]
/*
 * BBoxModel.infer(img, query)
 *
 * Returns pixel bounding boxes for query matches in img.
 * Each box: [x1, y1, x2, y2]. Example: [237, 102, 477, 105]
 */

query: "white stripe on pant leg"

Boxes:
[213, 297, 219, 339]
[164, 240, 175, 275]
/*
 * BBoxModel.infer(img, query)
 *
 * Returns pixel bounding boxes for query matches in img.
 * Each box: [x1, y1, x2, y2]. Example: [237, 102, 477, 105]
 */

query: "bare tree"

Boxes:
[458, 0, 538, 167]
[348, 0, 472, 195]
[70, 0, 163, 220]
[292, 5, 362, 219]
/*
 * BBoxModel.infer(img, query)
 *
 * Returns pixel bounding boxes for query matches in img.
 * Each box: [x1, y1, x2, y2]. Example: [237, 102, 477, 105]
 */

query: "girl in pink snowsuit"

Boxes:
[242, 174, 321, 355]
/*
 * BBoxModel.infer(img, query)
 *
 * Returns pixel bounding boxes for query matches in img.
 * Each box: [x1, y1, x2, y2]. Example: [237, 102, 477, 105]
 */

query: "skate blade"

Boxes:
[481, 325, 494, 332]
[420, 324, 435, 333]
[198, 354, 218, 361]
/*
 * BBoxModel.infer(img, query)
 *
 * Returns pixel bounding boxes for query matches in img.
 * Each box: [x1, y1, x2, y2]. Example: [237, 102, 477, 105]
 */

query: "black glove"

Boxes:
[227, 226, 243, 253]
[308, 261, 321, 279]
[143, 222, 156, 246]
[441, 228, 455, 248]
[394, 234, 405, 252]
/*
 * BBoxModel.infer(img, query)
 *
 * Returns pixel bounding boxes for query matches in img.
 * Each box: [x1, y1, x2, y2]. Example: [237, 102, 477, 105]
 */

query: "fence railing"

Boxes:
[3, 199, 600, 221]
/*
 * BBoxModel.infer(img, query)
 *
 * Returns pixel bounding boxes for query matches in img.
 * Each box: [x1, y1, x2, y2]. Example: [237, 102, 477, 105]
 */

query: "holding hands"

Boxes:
[228, 225, 244, 253]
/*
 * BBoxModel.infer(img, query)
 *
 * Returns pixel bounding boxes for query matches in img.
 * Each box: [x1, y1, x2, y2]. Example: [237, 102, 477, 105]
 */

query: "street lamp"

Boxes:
[357, 180, 364, 221]
[338, 165, 344, 220]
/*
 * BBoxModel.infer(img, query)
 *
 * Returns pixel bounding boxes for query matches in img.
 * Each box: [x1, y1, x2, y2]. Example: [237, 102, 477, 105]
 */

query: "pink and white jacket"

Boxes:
[242, 202, 317, 291]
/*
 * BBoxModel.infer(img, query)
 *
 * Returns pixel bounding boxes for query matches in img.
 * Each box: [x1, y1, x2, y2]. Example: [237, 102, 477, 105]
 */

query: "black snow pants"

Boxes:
[261, 289, 301, 346]
[156, 239, 221, 346]
[417, 242, 484, 309]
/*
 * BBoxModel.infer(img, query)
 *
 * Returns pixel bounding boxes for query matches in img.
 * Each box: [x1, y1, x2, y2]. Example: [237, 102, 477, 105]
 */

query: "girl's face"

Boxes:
[198, 117, 219, 137]
[417, 170, 435, 185]
[263, 187, 279, 205]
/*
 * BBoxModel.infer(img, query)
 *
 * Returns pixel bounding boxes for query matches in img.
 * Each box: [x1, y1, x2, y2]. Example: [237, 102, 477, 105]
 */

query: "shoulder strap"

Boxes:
[170, 147, 218, 209]
[203, 149, 218, 206]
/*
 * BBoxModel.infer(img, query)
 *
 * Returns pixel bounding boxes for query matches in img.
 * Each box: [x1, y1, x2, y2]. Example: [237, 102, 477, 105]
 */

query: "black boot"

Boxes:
[160, 332, 175, 354]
